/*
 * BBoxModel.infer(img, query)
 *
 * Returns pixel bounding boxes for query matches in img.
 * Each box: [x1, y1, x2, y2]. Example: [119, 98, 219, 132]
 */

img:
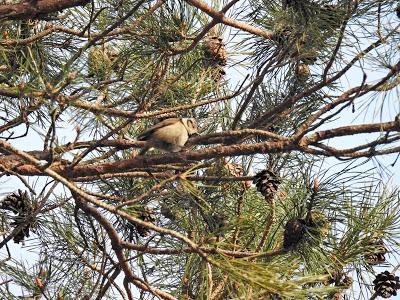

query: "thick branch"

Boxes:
[1, 116, 400, 177]
[0, 139, 294, 178]
[303, 119, 400, 144]
[0, 0, 90, 20]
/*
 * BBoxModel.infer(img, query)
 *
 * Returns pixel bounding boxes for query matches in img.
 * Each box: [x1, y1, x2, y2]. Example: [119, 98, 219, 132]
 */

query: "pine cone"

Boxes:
[203, 31, 227, 82]
[373, 271, 400, 298]
[332, 292, 343, 300]
[253, 170, 281, 202]
[365, 239, 387, 265]
[11, 220, 31, 244]
[1, 190, 33, 243]
[283, 218, 305, 249]
[203, 36, 227, 67]
[295, 63, 310, 78]
[327, 271, 353, 287]
[283, 211, 329, 249]
[225, 162, 251, 189]
[1, 189, 31, 214]
[342, 275, 354, 287]
[135, 207, 156, 237]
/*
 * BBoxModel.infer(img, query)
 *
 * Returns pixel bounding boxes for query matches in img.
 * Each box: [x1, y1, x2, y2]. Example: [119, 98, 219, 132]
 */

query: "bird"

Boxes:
[137, 118, 198, 155]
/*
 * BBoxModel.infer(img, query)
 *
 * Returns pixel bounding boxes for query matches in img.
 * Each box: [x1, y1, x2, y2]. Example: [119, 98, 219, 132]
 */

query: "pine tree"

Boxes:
[0, 0, 399, 299]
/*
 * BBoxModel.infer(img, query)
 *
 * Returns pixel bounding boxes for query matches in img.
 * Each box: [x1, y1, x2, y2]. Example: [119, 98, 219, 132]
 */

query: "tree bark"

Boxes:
[0, 0, 90, 20]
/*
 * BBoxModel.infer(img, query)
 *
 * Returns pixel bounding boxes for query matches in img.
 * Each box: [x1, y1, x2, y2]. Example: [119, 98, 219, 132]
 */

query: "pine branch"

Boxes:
[0, 0, 90, 20]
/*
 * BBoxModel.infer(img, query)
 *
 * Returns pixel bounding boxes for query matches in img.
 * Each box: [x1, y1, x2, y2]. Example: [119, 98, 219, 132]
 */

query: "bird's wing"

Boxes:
[137, 118, 180, 141]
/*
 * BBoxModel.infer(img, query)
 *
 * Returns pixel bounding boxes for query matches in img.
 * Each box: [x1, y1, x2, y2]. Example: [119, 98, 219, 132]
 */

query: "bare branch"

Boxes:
[0, 0, 90, 20]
